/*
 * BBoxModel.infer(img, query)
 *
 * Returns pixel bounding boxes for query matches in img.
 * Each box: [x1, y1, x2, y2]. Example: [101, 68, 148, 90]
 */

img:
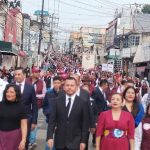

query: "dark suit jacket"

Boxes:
[80, 88, 95, 128]
[91, 86, 108, 116]
[20, 82, 38, 124]
[47, 94, 89, 149]
[43, 89, 64, 123]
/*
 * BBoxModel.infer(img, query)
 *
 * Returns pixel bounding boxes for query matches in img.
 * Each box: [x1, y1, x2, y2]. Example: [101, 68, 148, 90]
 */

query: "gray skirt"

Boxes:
[0, 128, 22, 150]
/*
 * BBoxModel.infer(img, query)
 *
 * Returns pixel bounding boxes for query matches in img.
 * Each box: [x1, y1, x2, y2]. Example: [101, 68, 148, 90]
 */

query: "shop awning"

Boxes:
[0, 41, 18, 56]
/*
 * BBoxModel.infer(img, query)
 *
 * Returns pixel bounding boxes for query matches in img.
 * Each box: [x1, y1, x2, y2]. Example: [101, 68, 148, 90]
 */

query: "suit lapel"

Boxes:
[68, 95, 78, 119]
[79, 88, 84, 97]
[60, 94, 67, 117]
[22, 83, 27, 96]
[96, 86, 104, 98]
[96, 86, 102, 95]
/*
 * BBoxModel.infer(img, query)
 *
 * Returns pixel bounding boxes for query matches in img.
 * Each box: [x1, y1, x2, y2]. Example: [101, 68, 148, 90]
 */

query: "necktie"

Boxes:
[66, 98, 71, 116]
[18, 84, 22, 93]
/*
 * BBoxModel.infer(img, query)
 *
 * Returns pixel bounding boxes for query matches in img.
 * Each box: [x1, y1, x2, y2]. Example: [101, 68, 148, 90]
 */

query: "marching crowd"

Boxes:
[0, 53, 150, 150]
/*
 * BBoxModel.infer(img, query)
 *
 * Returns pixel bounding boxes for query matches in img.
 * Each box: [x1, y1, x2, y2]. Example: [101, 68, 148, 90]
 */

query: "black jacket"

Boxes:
[47, 94, 89, 149]
[91, 86, 108, 117]
[43, 88, 63, 122]
[20, 82, 38, 124]
[80, 88, 96, 128]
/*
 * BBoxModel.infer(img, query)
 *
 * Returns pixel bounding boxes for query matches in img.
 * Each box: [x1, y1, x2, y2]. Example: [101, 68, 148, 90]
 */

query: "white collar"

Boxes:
[16, 79, 25, 86]
[76, 88, 80, 96]
[66, 93, 76, 101]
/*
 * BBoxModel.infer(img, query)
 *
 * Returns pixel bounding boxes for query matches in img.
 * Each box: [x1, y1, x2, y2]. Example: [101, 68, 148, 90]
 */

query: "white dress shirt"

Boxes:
[66, 94, 76, 117]
[0, 78, 8, 102]
[16, 79, 25, 94]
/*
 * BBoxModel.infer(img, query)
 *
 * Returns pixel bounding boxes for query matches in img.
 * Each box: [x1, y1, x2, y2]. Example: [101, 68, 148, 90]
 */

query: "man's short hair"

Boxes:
[99, 79, 108, 86]
[15, 67, 26, 74]
[53, 76, 62, 82]
[65, 77, 77, 84]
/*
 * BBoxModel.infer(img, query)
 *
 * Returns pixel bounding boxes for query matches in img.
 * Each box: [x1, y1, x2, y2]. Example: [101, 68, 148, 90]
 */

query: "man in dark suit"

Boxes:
[14, 67, 38, 149]
[91, 79, 109, 116]
[47, 77, 89, 150]
[70, 74, 96, 150]
[91, 79, 109, 147]
[70, 74, 95, 128]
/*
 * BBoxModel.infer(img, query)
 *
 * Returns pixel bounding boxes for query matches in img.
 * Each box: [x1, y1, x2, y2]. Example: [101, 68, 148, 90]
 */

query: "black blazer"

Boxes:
[47, 94, 89, 149]
[43, 89, 64, 123]
[91, 86, 108, 116]
[20, 82, 38, 124]
[80, 88, 95, 128]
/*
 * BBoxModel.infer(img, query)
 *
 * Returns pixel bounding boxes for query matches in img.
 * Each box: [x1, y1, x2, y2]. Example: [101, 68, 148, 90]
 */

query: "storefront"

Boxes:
[0, 41, 18, 68]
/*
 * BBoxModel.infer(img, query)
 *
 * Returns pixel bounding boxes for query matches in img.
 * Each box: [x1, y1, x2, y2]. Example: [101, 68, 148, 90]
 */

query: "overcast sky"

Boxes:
[22, 0, 150, 43]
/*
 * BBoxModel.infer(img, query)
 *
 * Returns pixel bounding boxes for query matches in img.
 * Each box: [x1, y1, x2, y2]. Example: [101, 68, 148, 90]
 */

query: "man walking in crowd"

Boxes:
[91, 79, 109, 116]
[43, 76, 63, 150]
[91, 79, 109, 147]
[47, 77, 89, 150]
[43, 76, 63, 123]
[26, 67, 47, 148]
[70, 73, 96, 150]
[105, 78, 118, 102]
[14, 67, 38, 149]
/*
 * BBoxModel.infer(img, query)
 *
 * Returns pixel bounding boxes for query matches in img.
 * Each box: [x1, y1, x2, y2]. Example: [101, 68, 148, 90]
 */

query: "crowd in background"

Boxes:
[0, 52, 150, 150]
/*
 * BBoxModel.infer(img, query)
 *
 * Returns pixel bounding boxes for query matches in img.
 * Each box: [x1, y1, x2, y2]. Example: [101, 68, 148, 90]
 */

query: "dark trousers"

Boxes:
[25, 117, 32, 149]
[92, 133, 96, 145]
[85, 132, 90, 150]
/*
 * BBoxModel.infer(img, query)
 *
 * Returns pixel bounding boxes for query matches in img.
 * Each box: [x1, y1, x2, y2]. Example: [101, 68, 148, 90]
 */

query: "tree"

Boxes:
[142, 4, 150, 14]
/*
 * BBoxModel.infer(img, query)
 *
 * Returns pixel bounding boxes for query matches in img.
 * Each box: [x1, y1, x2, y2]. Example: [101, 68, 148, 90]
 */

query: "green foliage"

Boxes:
[142, 5, 150, 14]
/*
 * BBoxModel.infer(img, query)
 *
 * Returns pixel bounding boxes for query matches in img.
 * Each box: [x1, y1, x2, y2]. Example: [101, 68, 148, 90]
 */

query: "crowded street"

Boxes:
[0, 0, 150, 150]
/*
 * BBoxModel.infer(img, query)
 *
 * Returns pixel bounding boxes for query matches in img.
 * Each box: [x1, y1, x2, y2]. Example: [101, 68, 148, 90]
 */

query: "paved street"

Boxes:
[36, 110, 95, 150]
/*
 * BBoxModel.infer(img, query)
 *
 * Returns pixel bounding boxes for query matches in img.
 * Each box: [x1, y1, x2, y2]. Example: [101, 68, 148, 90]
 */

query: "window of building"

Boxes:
[123, 38, 129, 48]
[130, 35, 140, 46]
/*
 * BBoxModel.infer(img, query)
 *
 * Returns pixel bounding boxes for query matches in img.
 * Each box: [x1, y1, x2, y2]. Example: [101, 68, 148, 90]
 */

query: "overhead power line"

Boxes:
[68, 0, 116, 12]
[57, 0, 114, 15]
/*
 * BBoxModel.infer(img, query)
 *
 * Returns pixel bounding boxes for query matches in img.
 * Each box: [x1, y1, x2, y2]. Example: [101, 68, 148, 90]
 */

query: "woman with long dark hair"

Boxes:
[0, 84, 27, 150]
[123, 86, 144, 150]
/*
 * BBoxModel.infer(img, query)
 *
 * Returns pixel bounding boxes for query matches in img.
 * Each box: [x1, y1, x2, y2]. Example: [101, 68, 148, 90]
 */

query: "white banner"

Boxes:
[107, 64, 114, 73]
[102, 64, 108, 71]
[82, 53, 95, 70]
[102, 63, 114, 73]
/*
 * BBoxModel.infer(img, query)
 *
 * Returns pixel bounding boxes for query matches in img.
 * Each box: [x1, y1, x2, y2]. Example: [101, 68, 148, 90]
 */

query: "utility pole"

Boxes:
[47, 13, 59, 55]
[49, 13, 54, 51]
[37, 0, 44, 67]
